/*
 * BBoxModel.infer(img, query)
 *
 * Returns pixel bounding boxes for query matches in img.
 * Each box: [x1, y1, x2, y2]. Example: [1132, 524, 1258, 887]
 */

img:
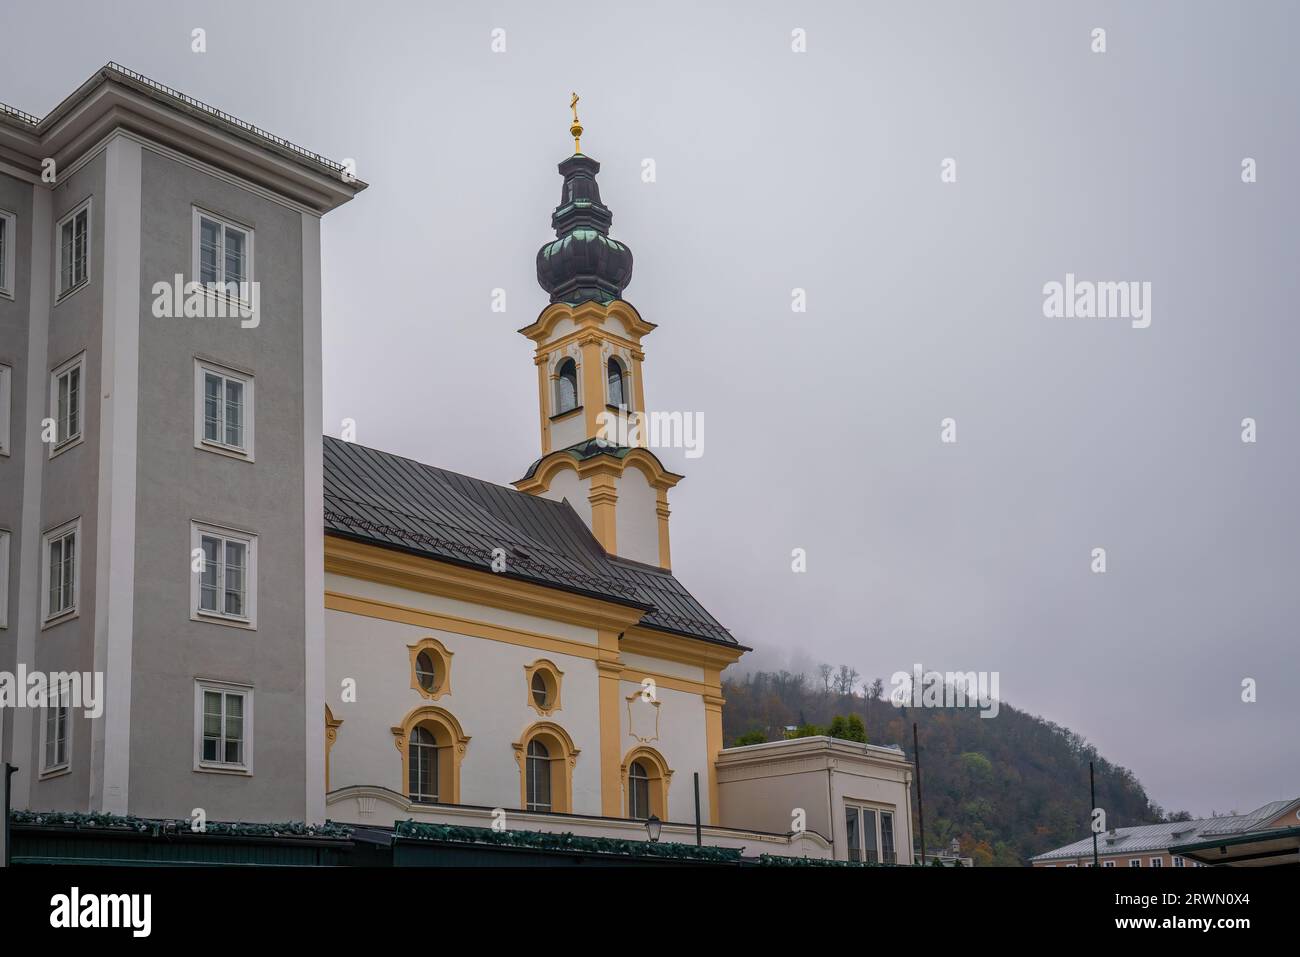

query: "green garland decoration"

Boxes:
[395, 820, 743, 863]
[10, 809, 353, 840]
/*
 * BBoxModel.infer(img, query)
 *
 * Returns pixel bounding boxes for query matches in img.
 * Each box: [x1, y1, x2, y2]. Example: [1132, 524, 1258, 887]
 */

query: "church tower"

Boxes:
[514, 96, 681, 569]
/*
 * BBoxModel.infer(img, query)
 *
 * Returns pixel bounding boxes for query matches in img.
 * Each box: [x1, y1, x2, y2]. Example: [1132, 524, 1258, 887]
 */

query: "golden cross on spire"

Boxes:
[569, 91, 583, 154]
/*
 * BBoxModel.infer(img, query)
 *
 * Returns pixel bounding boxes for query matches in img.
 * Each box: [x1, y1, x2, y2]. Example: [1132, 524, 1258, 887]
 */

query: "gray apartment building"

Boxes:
[0, 64, 362, 823]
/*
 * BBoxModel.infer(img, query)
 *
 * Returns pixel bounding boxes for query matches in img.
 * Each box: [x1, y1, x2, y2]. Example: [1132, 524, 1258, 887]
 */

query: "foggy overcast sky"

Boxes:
[4, 0, 1296, 817]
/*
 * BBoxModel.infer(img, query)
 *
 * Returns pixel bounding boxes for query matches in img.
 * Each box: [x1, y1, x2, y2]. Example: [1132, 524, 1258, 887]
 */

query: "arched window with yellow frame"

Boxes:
[513, 722, 579, 814]
[391, 705, 470, 805]
[407, 637, 453, 700]
[523, 659, 563, 716]
[621, 746, 672, 820]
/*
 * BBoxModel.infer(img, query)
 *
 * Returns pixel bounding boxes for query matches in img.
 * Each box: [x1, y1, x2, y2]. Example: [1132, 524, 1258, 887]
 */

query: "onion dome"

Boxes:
[536, 100, 634, 305]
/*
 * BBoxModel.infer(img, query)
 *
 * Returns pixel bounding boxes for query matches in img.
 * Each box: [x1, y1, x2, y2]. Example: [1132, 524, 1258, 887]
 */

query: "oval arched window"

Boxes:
[607, 358, 626, 409]
[415, 651, 438, 693]
[629, 759, 651, 820]
[408, 725, 440, 802]
[531, 671, 551, 710]
[526, 739, 552, 811]
[556, 359, 578, 414]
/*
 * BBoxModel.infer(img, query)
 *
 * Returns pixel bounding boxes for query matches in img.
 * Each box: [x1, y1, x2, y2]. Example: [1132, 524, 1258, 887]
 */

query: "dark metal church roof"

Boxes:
[323, 436, 738, 647]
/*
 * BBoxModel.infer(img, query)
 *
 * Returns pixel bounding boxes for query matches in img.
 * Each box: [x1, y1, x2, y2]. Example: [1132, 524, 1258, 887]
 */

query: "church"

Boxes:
[0, 65, 913, 865]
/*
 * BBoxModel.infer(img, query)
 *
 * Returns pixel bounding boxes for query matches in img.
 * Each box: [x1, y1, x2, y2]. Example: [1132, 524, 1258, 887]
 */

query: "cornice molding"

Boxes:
[325, 535, 647, 634]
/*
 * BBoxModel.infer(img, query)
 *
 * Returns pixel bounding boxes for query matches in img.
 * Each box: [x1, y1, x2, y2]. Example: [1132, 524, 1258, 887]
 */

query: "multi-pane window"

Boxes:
[0, 209, 15, 296]
[628, 760, 651, 820]
[195, 682, 252, 772]
[57, 202, 89, 296]
[50, 354, 84, 452]
[845, 805, 890, 864]
[194, 361, 254, 458]
[204, 370, 244, 448]
[200, 534, 247, 618]
[194, 210, 252, 293]
[526, 738, 552, 811]
[43, 683, 70, 772]
[1129, 858, 1141, 867]
[191, 523, 256, 627]
[880, 810, 896, 865]
[42, 520, 78, 622]
[408, 725, 440, 802]
[1150, 857, 1163, 867]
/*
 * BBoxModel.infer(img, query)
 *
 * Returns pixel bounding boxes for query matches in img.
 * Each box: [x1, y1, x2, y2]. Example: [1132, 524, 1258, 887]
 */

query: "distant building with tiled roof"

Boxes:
[1031, 798, 1300, 868]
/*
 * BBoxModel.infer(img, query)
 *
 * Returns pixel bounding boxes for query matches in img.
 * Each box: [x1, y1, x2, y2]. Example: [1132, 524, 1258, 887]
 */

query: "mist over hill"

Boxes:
[722, 662, 1184, 866]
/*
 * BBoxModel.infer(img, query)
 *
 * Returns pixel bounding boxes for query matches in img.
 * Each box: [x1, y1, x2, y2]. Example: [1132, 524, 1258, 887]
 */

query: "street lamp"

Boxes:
[645, 815, 662, 844]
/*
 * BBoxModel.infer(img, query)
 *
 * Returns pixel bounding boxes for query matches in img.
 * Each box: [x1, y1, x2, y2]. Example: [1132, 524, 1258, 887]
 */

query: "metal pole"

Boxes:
[1090, 761, 1099, 868]
[913, 723, 925, 866]
[693, 772, 702, 846]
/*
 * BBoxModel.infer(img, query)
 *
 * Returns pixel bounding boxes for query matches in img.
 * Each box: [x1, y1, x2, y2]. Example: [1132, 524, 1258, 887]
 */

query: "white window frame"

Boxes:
[193, 358, 255, 460]
[1150, 856, 1163, 867]
[55, 198, 91, 300]
[0, 528, 10, 628]
[843, 801, 899, 864]
[1129, 858, 1141, 867]
[0, 208, 16, 298]
[0, 363, 11, 456]
[41, 517, 80, 626]
[48, 352, 86, 458]
[192, 207, 255, 305]
[190, 521, 257, 629]
[39, 678, 72, 776]
[193, 679, 254, 775]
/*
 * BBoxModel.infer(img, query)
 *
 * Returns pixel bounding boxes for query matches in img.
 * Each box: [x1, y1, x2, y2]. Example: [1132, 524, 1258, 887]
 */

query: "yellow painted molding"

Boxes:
[524, 658, 564, 716]
[513, 721, 580, 814]
[655, 488, 672, 570]
[326, 590, 607, 662]
[518, 298, 656, 344]
[586, 472, 618, 553]
[324, 535, 647, 634]
[617, 667, 711, 698]
[625, 688, 662, 744]
[407, 636, 453, 701]
[324, 705, 343, 792]
[622, 627, 745, 672]
[703, 665, 724, 825]
[513, 446, 683, 499]
[580, 336, 606, 438]
[596, 629, 624, 816]
[391, 704, 471, 805]
[620, 745, 673, 820]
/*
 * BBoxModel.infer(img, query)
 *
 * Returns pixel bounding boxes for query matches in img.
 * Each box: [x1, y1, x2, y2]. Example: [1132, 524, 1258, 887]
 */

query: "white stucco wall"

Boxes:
[540, 467, 590, 526]
[614, 465, 658, 565]
[618, 678, 710, 822]
[324, 573, 714, 824]
[325, 573, 604, 814]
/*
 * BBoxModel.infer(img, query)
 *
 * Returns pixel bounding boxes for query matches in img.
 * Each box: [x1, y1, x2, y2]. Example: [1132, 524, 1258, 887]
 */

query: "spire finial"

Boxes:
[569, 92, 583, 153]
